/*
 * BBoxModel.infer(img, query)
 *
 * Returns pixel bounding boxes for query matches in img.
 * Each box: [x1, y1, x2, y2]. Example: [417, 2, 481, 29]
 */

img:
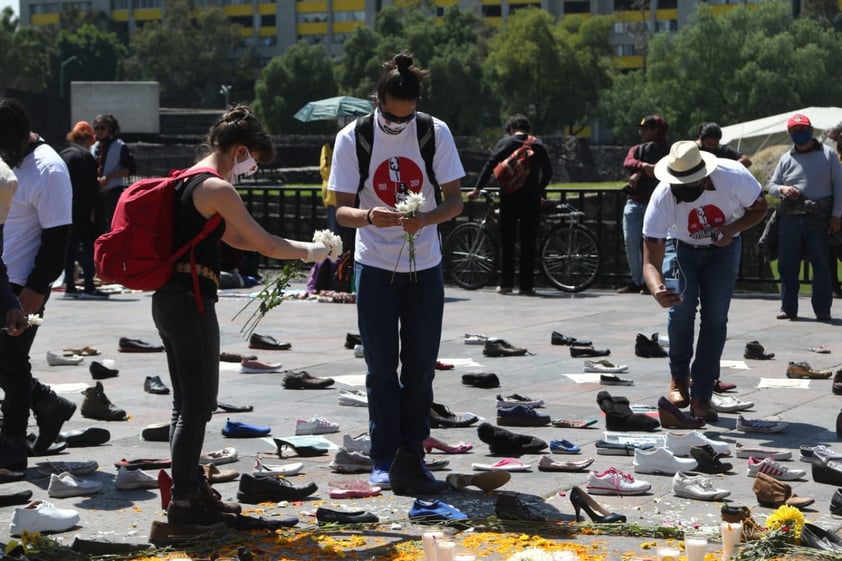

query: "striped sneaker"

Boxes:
[746, 456, 806, 481]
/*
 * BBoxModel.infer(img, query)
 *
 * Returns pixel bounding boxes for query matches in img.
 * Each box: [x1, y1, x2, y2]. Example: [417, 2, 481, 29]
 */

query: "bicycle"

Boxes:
[443, 189, 601, 292]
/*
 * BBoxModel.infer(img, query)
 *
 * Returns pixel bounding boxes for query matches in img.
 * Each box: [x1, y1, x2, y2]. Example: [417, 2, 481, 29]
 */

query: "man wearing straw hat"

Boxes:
[641, 141, 768, 422]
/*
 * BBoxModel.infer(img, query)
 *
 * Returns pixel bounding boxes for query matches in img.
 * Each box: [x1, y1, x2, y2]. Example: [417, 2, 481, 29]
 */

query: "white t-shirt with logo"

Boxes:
[329, 115, 465, 272]
[643, 158, 761, 246]
[6, 142, 73, 284]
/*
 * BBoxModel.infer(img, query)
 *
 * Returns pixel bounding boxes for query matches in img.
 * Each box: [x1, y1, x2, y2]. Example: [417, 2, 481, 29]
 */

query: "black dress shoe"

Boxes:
[831, 488, 842, 515]
[813, 453, 842, 486]
[144, 375, 170, 395]
[550, 332, 592, 346]
[429, 402, 478, 428]
[690, 444, 733, 474]
[25, 433, 67, 456]
[461, 372, 500, 388]
[59, 427, 111, 447]
[118, 337, 164, 353]
[248, 333, 291, 351]
[236, 473, 317, 503]
[90, 361, 119, 380]
[635, 333, 668, 358]
[0, 489, 33, 507]
[801, 523, 842, 552]
[476, 422, 547, 455]
[344, 333, 362, 350]
[30, 389, 76, 455]
[316, 507, 378, 524]
[570, 345, 610, 358]
[0, 468, 25, 483]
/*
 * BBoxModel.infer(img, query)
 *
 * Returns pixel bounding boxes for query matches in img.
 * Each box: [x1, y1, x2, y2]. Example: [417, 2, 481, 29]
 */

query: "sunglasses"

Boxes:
[379, 109, 416, 124]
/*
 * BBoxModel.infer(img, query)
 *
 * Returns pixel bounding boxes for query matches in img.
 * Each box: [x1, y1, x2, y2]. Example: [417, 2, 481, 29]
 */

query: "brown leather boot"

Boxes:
[721, 505, 766, 542]
[753, 471, 815, 509]
[689, 397, 718, 422]
[668, 377, 690, 408]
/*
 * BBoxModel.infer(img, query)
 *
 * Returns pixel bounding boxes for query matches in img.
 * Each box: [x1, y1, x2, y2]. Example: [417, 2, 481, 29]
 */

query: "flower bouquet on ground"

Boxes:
[737, 504, 807, 561]
[234, 230, 342, 338]
[393, 191, 425, 282]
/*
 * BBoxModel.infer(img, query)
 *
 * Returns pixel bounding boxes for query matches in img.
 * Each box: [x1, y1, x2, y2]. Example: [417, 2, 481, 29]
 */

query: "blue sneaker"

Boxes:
[408, 499, 468, 522]
[496, 404, 551, 427]
[369, 463, 391, 490]
[550, 439, 581, 454]
[221, 418, 271, 438]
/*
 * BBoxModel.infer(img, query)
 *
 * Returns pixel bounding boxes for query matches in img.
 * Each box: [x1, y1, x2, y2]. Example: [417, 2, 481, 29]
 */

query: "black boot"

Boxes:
[596, 391, 659, 431]
[31, 388, 76, 455]
[0, 435, 28, 471]
[389, 449, 448, 496]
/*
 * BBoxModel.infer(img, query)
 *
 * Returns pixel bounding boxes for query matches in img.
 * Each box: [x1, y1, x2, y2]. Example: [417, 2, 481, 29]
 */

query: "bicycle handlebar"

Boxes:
[464, 188, 585, 217]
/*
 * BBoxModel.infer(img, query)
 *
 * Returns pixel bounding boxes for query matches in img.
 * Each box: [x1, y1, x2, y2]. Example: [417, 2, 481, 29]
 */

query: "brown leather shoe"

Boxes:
[668, 378, 690, 408]
[721, 505, 766, 542]
[689, 397, 718, 422]
[753, 471, 815, 509]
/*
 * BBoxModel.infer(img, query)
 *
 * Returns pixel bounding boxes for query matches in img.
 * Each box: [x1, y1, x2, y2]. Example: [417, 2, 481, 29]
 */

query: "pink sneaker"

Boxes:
[586, 467, 651, 495]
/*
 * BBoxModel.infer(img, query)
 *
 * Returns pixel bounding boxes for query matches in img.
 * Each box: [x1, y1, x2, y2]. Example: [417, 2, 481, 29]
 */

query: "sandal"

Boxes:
[551, 418, 598, 429]
[63, 346, 100, 356]
[471, 457, 531, 472]
[423, 436, 473, 454]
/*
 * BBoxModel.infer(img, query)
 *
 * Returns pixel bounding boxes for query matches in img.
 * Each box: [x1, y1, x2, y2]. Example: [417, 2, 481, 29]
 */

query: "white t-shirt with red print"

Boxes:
[329, 114, 465, 272]
[642, 158, 761, 246]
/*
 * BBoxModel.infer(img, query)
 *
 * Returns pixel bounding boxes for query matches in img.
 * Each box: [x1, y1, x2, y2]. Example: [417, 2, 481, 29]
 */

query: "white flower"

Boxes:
[27, 314, 43, 327]
[312, 229, 343, 260]
[395, 191, 425, 216]
[506, 548, 556, 561]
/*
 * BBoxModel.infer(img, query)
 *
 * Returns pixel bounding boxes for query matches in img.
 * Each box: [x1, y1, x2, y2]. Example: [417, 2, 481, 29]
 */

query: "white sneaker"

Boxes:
[672, 472, 731, 501]
[252, 458, 303, 477]
[586, 467, 651, 495]
[338, 389, 368, 407]
[46, 351, 83, 366]
[115, 467, 158, 489]
[353, 344, 364, 358]
[583, 359, 629, 373]
[343, 433, 371, 455]
[295, 416, 340, 435]
[665, 430, 731, 457]
[734, 442, 792, 460]
[9, 500, 80, 536]
[746, 457, 806, 481]
[710, 394, 754, 412]
[328, 447, 374, 473]
[199, 447, 238, 465]
[47, 471, 103, 498]
[633, 447, 698, 475]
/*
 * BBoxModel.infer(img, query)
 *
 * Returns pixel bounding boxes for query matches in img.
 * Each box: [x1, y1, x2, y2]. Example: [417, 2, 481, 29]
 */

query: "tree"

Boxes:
[47, 22, 127, 97]
[253, 41, 337, 134]
[0, 8, 54, 92]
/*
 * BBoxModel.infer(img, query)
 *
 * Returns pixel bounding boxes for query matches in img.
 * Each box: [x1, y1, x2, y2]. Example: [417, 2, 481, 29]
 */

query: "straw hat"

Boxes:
[654, 140, 718, 184]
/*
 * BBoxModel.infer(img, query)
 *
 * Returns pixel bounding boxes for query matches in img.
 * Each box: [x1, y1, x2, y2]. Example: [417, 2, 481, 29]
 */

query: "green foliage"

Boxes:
[0, 8, 53, 92]
[48, 22, 126, 95]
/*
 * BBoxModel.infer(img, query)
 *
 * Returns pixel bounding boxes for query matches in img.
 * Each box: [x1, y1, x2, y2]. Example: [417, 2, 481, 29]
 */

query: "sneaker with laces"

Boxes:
[665, 430, 731, 457]
[496, 393, 544, 408]
[295, 416, 340, 435]
[429, 402, 478, 428]
[409, 498, 468, 522]
[115, 467, 159, 489]
[81, 381, 127, 421]
[328, 448, 373, 473]
[736, 415, 788, 433]
[734, 442, 792, 460]
[47, 472, 104, 497]
[586, 467, 651, 495]
[710, 394, 754, 413]
[36, 460, 99, 476]
[369, 463, 391, 489]
[342, 433, 371, 455]
[672, 472, 731, 501]
[583, 360, 629, 373]
[9, 500, 80, 536]
[338, 389, 368, 407]
[800, 444, 839, 462]
[746, 457, 806, 481]
[633, 447, 698, 475]
[496, 404, 550, 427]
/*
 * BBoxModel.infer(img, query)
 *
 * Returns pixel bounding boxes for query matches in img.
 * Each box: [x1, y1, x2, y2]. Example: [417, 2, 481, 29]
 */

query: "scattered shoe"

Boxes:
[461, 372, 500, 388]
[753, 471, 814, 508]
[744, 340, 774, 360]
[252, 458, 303, 477]
[810, 345, 831, 354]
[445, 470, 511, 491]
[786, 361, 832, 379]
[78, 289, 110, 300]
[143, 375, 170, 395]
[713, 379, 737, 393]
[832, 488, 842, 515]
[550, 439, 581, 454]
[338, 388, 368, 406]
[220, 352, 256, 362]
[597, 391, 660, 432]
[353, 344, 364, 358]
[665, 430, 730, 457]
[552, 418, 598, 429]
[800, 523, 842, 553]
[633, 447, 698, 475]
[9, 500, 80, 536]
[635, 333, 667, 358]
[689, 397, 719, 422]
[496, 393, 543, 408]
[295, 416, 339, 435]
[140, 423, 169, 442]
[31, 390, 77, 454]
[342, 433, 371, 455]
[240, 359, 283, 373]
[328, 448, 372, 473]
[216, 402, 254, 413]
[369, 464, 390, 489]
[483, 338, 527, 357]
[148, 520, 227, 547]
[0, 468, 25, 483]
[734, 442, 792, 460]
[586, 467, 651, 495]
[221, 419, 270, 438]
[657, 397, 705, 430]
[690, 444, 733, 474]
[81, 381, 127, 421]
[736, 415, 788, 433]
[496, 404, 550, 427]
[115, 467, 158, 490]
[326, 480, 381, 499]
[710, 394, 754, 413]
[199, 447, 238, 465]
[344, 333, 362, 349]
[201, 463, 239, 484]
[800, 444, 839, 462]
[595, 440, 654, 456]
[538, 456, 594, 472]
[118, 337, 164, 353]
[672, 471, 730, 501]
[472, 458, 531, 472]
[464, 333, 488, 345]
[408, 499, 468, 522]
[550, 332, 592, 346]
[0, 490, 33, 507]
[423, 436, 473, 454]
[60, 427, 111, 447]
[721, 505, 766, 542]
[570, 345, 610, 358]
[37, 460, 98, 476]
[494, 492, 546, 522]
[616, 282, 643, 294]
[48, 471, 103, 497]
[834, 370, 842, 395]
[584, 359, 628, 373]
[236, 473, 317, 503]
[811, 451, 842, 486]
[248, 333, 291, 351]
[435, 360, 454, 370]
[47, 351, 83, 366]
[429, 402, 478, 428]
[282, 370, 334, 389]
[316, 506, 378, 524]
[599, 373, 634, 386]
[746, 456, 806, 480]
[476, 422, 547, 455]
[115, 458, 171, 470]
[89, 360, 118, 379]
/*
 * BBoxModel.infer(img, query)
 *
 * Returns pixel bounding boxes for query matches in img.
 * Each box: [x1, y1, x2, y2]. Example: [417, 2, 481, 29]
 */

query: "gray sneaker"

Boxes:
[328, 447, 372, 473]
[342, 433, 371, 455]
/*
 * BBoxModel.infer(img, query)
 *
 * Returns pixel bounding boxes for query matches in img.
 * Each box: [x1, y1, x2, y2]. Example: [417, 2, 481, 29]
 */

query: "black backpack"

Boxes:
[354, 112, 441, 204]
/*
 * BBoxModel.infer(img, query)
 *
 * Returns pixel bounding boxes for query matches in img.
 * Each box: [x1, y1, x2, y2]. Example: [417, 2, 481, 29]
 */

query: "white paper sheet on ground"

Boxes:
[49, 382, 90, 394]
[603, 431, 667, 448]
[564, 373, 601, 383]
[720, 360, 749, 370]
[441, 358, 483, 367]
[758, 378, 810, 389]
[331, 374, 367, 386]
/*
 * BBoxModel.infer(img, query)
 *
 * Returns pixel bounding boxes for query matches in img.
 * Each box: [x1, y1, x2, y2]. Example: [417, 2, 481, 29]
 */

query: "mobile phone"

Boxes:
[664, 277, 680, 293]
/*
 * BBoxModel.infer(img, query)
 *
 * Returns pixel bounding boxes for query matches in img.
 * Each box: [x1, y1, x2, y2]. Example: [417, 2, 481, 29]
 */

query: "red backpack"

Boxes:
[493, 135, 536, 194]
[94, 167, 222, 307]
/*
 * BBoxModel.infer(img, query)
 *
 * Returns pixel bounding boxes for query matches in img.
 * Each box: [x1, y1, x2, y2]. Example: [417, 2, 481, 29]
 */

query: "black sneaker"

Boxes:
[496, 404, 550, 427]
[635, 333, 668, 358]
[429, 402, 478, 428]
[483, 339, 527, 357]
[744, 340, 774, 360]
[495, 492, 546, 522]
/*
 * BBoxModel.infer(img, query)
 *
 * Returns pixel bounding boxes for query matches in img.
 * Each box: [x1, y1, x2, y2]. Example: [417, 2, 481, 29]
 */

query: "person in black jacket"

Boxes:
[60, 121, 108, 299]
[469, 114, 552, 295]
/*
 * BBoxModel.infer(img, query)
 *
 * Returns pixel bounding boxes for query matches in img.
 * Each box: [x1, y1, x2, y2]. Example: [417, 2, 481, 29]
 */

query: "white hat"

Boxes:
[0, 158, 18, 225]
[654, 140, 718, 184]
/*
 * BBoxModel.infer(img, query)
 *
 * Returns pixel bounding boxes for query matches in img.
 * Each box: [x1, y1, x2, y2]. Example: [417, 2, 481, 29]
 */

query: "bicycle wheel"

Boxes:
[444, 222, 498, 290]
[541, 224, 600, 292]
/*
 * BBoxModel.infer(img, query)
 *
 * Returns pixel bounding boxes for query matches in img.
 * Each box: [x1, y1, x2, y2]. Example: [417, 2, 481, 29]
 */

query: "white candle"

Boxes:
[422, 531, 444, 561]
[685, 536, 708, 561]
[453, 555, 476, 561]
[721, 521, 742, 560]
[656, 546, 680, 561]
[435, 540, 456, 561]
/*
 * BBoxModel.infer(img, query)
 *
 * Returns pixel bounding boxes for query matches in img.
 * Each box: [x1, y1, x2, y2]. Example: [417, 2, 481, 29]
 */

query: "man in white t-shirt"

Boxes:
[0, 98, 75, 470]
[330, 53, 464, 495]
[642, 141, 767, 422]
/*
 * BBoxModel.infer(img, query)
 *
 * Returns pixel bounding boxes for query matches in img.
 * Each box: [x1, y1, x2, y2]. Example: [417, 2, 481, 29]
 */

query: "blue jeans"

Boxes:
[622, 200, 646, 286]
[664, 238, 741, 401]
[777, 213, 833, 317]
[152, 283, 219, 501]
[355, 262, 443, 466]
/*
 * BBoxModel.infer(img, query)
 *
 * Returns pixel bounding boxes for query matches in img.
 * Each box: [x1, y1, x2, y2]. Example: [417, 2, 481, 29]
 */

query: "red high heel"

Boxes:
[157, 469, 172, 510]
[423, 436, 473, 454]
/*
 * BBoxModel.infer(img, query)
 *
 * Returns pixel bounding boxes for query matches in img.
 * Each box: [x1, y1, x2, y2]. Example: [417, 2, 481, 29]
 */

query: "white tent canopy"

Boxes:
[720, 106, 842, 155]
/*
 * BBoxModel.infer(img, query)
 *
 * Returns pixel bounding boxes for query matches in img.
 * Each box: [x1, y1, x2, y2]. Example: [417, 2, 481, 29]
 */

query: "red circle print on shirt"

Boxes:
[371, 156, 424, 207]
[686, 204, 726, 241]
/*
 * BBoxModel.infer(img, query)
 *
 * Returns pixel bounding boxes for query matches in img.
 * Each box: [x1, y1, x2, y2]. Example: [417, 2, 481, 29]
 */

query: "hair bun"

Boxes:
[394, 53, 413, 71]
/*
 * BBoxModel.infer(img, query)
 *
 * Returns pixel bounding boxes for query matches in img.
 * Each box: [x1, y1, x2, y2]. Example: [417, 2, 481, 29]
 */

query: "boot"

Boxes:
[81, 382, 127, 421]
[0, 435, 28, 471]
[31, 388, 76, 455]
[721, 504, 766, 542]
[689, 397, 718, 422]
[196, 473, 241, 514]
[388, 449, 448, 496]
[668, 377, 690, 408]
[752, 471, 815, 509]
[596, 391, 659, 431]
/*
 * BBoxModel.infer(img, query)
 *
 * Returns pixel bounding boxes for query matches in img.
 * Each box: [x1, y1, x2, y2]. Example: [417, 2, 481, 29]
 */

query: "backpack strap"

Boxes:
[354, 112, 440, 205]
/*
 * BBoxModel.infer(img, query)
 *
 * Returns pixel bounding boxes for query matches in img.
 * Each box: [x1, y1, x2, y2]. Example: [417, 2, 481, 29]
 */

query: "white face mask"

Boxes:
[228, 148, 258, 184]
[376, 111, 412, 136]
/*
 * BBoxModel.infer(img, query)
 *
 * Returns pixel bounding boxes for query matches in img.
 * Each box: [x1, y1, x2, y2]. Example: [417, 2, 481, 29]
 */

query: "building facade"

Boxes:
[18, 0, 761, 69]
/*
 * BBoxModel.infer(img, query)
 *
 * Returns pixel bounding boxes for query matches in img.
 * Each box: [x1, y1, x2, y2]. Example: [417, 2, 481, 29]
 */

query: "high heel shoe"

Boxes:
[569, 485, 626, 523]
[423, 436, 473, 454]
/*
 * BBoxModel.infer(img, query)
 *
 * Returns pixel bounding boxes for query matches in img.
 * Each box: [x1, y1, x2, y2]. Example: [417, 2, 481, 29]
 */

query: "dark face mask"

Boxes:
[670, 183, 706, 203]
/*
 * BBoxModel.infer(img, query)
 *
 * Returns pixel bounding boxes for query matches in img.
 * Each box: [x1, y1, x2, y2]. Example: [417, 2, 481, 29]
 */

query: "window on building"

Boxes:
[296, 12, 327, 23]
[260, 14, 275, 26]
[111, 0, 127, 10]
[564, 1, 590, 13]
[297, 35, 324, 44]
[614, 0, 640, 10]
[614, 44, 637, 56]
[655, 19, 677, 31]
[481, 5, 502, 17]
[656, 0, 677, 8]
[230, 15, 252, 26]
[510, 3, 541, 14]
[333, 10, 364, 22]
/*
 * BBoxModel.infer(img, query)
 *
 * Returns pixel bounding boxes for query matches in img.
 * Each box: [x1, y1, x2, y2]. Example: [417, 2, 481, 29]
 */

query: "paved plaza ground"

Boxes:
[1, 280, 841, 559]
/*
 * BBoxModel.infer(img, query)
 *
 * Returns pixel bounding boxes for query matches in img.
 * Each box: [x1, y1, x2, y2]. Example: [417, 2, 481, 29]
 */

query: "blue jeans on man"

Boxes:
[354, 262, 443, 469]
[664, 238, 741, 400]
[777, 213, 833, 318]
[622, 200, 647, 286]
